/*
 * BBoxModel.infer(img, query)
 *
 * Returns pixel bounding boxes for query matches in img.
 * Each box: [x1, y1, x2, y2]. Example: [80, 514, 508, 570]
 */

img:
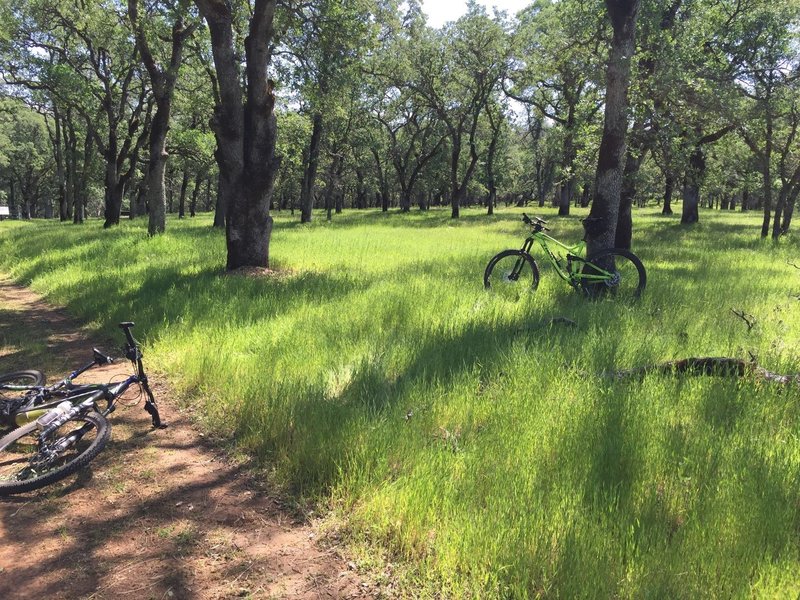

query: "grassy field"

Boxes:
[1, 207, 799, 598]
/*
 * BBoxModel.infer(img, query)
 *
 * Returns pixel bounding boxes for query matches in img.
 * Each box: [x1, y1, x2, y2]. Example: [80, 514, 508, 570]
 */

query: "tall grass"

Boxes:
[1, 207, 798, 597]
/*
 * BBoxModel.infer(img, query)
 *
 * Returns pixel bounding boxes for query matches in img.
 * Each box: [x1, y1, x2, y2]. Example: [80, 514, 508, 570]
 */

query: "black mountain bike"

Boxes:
[0, 322, 165, 495]
[484, 214, 646, 300]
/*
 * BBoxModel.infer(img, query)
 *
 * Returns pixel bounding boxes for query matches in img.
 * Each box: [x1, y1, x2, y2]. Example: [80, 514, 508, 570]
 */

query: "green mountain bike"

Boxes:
[484, 214, 646, 300]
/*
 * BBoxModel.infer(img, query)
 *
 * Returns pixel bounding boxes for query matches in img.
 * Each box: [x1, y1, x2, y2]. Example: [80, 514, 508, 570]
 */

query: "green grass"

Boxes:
[1, 207, 799, 598]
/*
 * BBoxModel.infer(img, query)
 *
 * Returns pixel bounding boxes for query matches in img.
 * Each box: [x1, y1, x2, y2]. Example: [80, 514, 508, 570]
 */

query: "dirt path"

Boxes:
[0, 279, 375, 600]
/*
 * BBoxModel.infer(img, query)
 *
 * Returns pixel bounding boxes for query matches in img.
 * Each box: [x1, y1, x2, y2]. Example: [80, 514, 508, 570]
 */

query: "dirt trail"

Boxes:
[0, 279, 374, 599]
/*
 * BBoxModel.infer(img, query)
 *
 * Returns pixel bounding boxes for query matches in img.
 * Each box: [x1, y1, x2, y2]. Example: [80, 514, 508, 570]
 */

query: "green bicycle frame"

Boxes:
[522, 232, 618, 286]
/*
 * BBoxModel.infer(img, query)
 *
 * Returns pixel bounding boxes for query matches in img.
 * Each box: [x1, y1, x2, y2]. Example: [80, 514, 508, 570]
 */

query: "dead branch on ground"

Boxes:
[608, 357, 800, 388]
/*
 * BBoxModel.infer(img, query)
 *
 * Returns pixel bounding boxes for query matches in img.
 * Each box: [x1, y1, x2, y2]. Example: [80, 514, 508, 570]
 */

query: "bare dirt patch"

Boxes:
[0, 278, 376, 599]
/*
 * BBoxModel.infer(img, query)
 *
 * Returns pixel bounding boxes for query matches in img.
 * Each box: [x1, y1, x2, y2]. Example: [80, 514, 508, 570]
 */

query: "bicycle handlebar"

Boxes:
[522, 213, 550, 231]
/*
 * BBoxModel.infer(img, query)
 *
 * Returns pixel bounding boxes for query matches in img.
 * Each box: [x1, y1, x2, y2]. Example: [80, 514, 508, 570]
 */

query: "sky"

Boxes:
[421, 0, 531, 28]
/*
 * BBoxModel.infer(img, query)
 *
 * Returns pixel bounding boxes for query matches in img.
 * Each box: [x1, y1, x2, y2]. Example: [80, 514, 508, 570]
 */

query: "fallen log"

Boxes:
[609, 357, 800, 388]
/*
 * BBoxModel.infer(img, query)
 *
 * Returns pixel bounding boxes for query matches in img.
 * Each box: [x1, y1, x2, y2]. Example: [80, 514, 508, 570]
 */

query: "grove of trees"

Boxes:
[0, 0, 798, 268]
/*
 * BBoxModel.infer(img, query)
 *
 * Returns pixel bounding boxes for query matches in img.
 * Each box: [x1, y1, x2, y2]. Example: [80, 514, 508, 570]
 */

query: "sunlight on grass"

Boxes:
[1, 207, 799, 597]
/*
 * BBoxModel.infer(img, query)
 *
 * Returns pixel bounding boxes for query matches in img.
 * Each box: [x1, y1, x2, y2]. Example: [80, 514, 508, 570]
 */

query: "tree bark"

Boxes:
[485, 107, 502, 217]
[130, 2, 195, 235]
[300, 113, 323, 223]
[584, 0, 640, 259]
[616, 142, 648, 248]
[371, 148, 390, 212]
[52, 106, 69, 221]
[323, 154, 341, 221]
[190, 173, 202, 217]
[197, 0, 281, 269]
[146, 103, 170, 231]
[681, 147, 704, 224]
[558, 131, 576, 216]
[662, 174, 674, 215]
[7, 179, 17, 219]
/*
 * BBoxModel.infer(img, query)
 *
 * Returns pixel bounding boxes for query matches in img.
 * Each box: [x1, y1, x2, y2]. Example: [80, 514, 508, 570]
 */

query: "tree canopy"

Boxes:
[0, 0, 798, 263]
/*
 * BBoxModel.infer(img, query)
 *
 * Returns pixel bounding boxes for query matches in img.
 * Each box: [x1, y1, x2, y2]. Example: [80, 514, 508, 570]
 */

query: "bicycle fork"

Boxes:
[141, 379, 165, 429]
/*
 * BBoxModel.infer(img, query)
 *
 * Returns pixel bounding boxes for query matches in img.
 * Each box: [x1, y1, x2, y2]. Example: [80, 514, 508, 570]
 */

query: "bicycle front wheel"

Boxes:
[484, 250, 540, 297]
[0, 411, 110, 495]
[580, 249, 646, 300]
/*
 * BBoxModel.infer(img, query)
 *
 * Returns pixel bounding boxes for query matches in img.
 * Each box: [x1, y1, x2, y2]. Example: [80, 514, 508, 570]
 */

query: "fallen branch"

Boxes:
[609, 357, 800, 388]
[731, 308, 756, 331]
[788, 261, 800, 270]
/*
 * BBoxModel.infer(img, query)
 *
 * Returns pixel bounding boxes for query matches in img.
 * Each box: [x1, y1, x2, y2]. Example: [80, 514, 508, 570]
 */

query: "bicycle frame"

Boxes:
[13, 376, 139, 427]
[519, 232, 620, 287]
[3, 324, 163, 429]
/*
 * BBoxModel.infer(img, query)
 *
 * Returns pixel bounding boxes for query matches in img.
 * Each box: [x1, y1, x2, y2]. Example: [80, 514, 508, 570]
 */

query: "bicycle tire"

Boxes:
[0, 411, 110, 495]
[580, 248, 646, 300]
[484, 250, 540, 295]
[0, 370, 45, 394]
[0, 371, 46, 422]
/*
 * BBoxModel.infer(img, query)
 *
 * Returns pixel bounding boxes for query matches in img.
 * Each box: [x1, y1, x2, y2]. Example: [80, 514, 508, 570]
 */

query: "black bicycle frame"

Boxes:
[6, 323, 163, 428]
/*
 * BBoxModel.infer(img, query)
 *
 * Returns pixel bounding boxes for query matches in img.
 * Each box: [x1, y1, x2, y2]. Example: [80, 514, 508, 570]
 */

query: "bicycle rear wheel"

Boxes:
[484, 250, 540, 298]
[580, 249, 646, 300]
[0, 411, 110, 495]
[0, 370, 45, 398]
[0, 371, 46, 425]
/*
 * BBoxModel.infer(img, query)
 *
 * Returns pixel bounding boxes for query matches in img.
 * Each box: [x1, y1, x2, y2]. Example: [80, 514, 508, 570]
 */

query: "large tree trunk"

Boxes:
[616, 142, 647, 249]
[52, 107, 69, 221]
[145, 104, 170, 233]
[196, 0, 280, 269]
[449, 130, 480, 219]
[129, 3, 194, 235]
[450, 136, 462, 219]
[355, 168, 366, 209]
[681, 147, 704, 224]
[213, 165, 226, 227]
[781, 193, 796, 233]
[584, 0, 640, 258]
[558, 132, 576, 217]
[300, 113, 323, 223]
[7, 179, 17, 219]
[73, 129, 93, 224]
[772, 188, 785, 239]
[760, 163, 772, 238]
[662, 173, 674, 215]
[485, 107, 502, 216]
[371, 149, 390, 212]
[323, 154, 341, 221]
[103, 136, 122, 227]
[132, 180, 148, 218]
[190, 172, 202, 217]
[64, 113, 77, 223]
[486, 136, 498, 216]
[178, 169, 190, 218]
[198, 1, 244, 244]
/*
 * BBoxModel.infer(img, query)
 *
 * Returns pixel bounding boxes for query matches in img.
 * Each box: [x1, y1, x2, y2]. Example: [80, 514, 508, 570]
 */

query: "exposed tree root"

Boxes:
[609, 357, 800, 388]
